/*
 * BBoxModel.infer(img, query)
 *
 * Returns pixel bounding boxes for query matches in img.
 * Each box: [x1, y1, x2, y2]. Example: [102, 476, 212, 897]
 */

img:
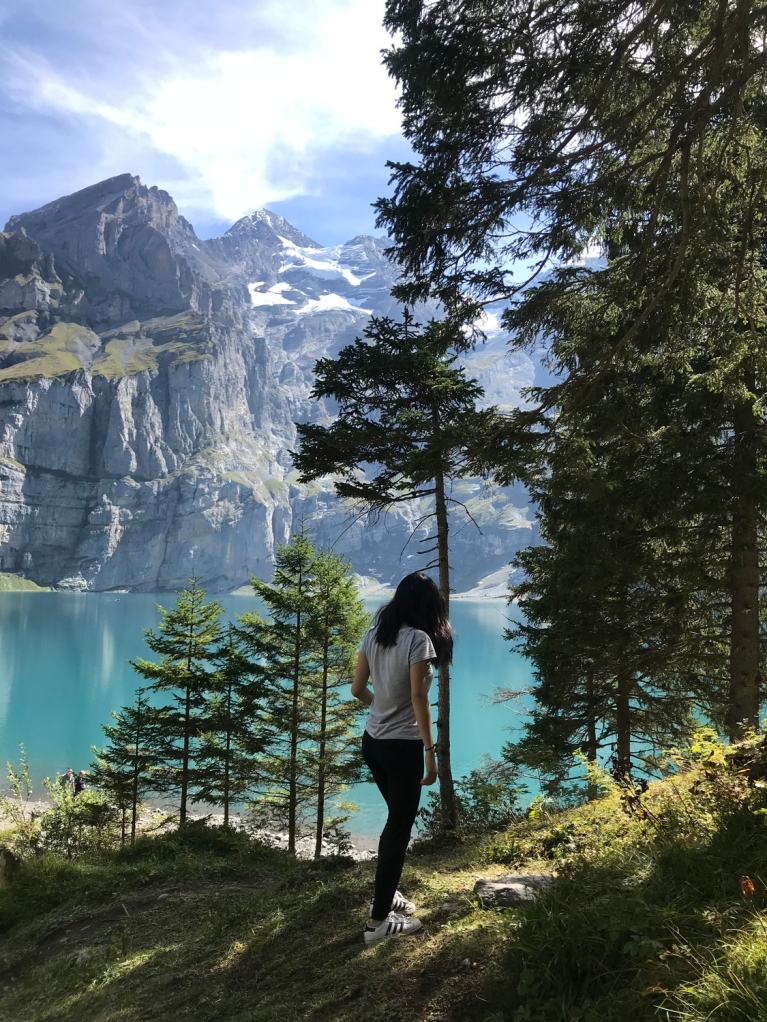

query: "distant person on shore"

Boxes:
[74, 771, 87, 796]
[60, 767, 75, 792]
[351, 571, 451, 945]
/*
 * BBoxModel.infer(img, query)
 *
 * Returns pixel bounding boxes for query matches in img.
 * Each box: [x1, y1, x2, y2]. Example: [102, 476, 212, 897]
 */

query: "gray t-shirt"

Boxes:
[361, 625, 436, 740]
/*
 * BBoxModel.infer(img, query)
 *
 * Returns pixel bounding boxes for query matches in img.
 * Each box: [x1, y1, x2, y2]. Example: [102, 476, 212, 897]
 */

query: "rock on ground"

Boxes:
[473, 874, 554, 906]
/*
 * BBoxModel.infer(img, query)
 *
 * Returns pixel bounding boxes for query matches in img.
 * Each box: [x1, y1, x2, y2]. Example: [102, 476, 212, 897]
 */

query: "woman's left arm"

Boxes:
[351, 652, 373, 706]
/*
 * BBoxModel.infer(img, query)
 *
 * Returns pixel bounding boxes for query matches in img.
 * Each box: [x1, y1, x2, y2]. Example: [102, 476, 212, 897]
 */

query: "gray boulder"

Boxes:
[473, 874, 554, 906]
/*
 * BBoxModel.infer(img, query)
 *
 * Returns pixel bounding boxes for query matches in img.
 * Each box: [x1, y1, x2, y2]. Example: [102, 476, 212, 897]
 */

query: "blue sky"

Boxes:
[0, 0, 409, 244]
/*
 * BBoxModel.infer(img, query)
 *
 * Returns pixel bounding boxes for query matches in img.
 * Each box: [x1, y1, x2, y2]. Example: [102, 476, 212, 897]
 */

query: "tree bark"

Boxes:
[434, 464, 457, 831]
[615, 673, 631, 778]
[288, 604, 302, 854]
[131, 698, 140, 846]
[314, 635, 329, 860]
[224, 677, 232, 827]
[180, 684, 191, 825]
[585, 682, 598, 800]
[726, 397, 762, 738]
[180, 626, 195, 826]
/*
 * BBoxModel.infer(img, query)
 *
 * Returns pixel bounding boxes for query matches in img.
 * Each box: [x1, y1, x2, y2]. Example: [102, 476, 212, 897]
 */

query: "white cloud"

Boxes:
[3, 0, 400, 222]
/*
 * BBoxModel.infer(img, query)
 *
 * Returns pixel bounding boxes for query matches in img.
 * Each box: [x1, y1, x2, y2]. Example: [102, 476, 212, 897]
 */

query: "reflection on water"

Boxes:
[0, 592, 533, 833]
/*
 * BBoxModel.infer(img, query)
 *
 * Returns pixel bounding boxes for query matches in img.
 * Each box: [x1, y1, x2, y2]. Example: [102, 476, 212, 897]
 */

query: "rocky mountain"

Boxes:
[0, 174, 534, 593]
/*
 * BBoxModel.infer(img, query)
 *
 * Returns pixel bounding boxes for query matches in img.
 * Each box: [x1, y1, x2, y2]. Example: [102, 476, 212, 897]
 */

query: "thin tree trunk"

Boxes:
[727, 396, 762, 738]
[314, 636, 329, 860]
[585, 682, 598, 800]
[131, 705, 140, 845]
[224, 677, 232, 827]
[615, 673, 631, 777]
[433, 464, 457, 831]
[180, 685, 191, 825]
[180, 626, 195, 826]
[288, 605, 302, 854]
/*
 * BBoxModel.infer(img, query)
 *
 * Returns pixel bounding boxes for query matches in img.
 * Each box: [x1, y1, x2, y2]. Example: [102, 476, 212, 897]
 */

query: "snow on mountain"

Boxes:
[0, 176, 536, 594]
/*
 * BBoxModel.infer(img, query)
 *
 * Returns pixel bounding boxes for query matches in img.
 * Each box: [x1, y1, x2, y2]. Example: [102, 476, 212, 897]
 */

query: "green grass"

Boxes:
[0, 311, 216, 383]
[0, 573, 48, 591]
[91, 337, 131, 378]
[0, 322, 99, 383]
[3, 749, 767, 1021]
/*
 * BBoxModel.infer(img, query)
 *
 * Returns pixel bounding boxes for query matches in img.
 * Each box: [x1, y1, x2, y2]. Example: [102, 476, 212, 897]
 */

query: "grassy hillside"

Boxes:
[0, 573, 48, 591]
[1, 740, 767, 1021]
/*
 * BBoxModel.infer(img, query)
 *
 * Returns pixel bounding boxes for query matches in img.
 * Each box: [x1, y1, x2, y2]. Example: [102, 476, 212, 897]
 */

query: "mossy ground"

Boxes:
[0, 312, 215, 383]
[0, 322, 98, 383]
[0, 573, 48, 591]
[2, 751, 767, 1022]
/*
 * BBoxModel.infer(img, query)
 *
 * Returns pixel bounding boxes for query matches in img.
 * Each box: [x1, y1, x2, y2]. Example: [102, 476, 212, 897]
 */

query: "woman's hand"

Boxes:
[351, 653, 374, 706]
[411, 660, 437, 784]
[421, 748, 438, 786]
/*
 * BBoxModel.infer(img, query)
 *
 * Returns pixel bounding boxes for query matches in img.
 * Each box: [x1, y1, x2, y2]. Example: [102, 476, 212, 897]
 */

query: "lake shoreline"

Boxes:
[0, 571, 511, 601]
[0, 798, 379, 860]
[0, 591, 527, 835]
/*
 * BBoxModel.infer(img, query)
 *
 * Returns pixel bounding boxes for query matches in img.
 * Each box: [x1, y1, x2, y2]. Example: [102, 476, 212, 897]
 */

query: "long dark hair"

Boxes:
[373, 572, 453, 667]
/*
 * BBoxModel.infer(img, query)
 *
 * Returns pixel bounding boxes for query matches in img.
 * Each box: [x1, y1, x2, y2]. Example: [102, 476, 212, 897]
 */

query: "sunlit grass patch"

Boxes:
[3, 744, 767, 1020]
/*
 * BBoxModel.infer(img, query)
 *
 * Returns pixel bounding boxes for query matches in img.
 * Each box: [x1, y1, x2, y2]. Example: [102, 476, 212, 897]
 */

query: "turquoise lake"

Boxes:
[0, 592, 532, 838]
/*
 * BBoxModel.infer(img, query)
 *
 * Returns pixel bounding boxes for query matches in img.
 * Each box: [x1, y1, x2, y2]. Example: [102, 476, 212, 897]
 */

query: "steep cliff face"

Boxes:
[0, 175, 533, 592]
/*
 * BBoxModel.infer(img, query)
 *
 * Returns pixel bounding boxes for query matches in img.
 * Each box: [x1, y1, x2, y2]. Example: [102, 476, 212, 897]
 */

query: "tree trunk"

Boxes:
[726, 397, 762, 739]
[180, 685, 191, 825]
[180, 630, 195, 827]
[224, 678, 232, 827]
[615, 673, 631, 778]
[314, 637, 329, 860]
[585, 692, 598, 801]
[288, 606, 301, 854]
[433, 465, 457, 831]
[131, 710, 140, 846]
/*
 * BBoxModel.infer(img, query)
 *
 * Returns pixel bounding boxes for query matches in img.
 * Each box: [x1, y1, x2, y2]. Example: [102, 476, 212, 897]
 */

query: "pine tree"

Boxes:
[378, 0, 767, 740]
[377, 1, 767, 317]
[90, 688, 162, 845]
[294, 312, 499, 831]
[305, 548, 368, 859]
[131, 579, 222, 824]
[194, 626, 267, 826]
[474, 238, 766, 780]
[503, 432, 719, 795]
[240, 528, 316, 853]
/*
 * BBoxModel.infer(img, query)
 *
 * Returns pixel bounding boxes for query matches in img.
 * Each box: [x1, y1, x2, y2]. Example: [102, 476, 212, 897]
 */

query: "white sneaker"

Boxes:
[368, 889, 416, 917]
[363, 912, 422, 945]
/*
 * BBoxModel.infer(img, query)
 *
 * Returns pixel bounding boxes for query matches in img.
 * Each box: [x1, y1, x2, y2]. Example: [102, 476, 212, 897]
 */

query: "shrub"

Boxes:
[0, 745, 40, 856]
[417, 756, 524, 839]
[118, 821, 262, 863]
[38, 780, 120, 857]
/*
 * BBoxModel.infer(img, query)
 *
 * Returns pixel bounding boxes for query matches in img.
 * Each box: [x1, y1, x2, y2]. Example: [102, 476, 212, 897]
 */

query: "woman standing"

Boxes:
[351, 571, 453, 944]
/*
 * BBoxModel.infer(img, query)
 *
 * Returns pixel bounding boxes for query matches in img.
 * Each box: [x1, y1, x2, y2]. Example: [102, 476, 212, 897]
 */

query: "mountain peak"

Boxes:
[4, 174, 145, 233]
[224, 209, 321, 250]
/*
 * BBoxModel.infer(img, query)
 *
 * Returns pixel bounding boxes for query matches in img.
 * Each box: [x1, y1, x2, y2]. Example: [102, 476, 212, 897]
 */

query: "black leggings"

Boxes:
[362, 730, 424, 920]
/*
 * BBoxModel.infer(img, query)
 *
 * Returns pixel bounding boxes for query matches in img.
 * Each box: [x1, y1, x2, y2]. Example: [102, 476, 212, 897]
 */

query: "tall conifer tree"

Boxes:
[305, 548, 368, 858]
[90, 688, 162, 845]
[131, 580, 222, 824]
[194, 626, 266, 826]
[240, 529, 316, 853]
[378, 1, 767, 743]
[294, 312, 498, 830]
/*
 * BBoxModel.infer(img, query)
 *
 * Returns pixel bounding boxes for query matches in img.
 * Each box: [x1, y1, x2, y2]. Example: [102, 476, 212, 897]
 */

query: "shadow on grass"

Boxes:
[489, 800, 767, 1022]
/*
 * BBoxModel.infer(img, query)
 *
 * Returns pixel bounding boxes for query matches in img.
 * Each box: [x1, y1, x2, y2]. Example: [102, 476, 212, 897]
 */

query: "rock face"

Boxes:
[0, 175, 534, 592]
